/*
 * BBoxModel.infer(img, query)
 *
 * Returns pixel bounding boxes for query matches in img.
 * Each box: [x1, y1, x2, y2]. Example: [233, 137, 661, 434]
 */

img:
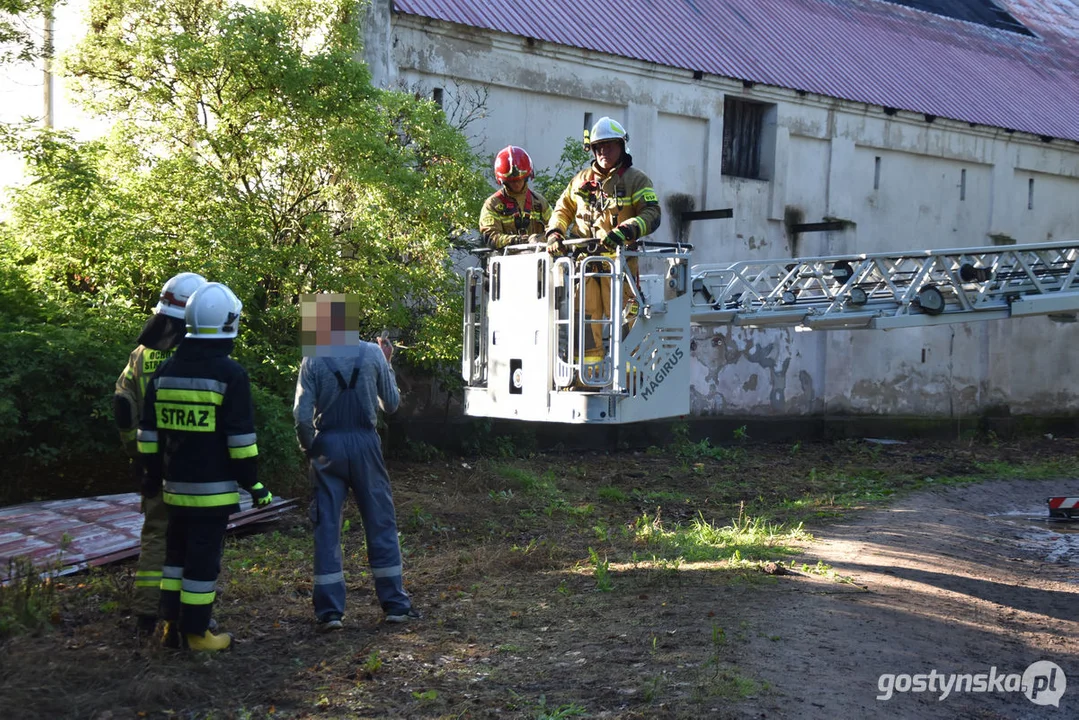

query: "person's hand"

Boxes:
[545, 229, 565, 253]
[249, 482, 273, 507]
[527, 233, 545, 245]
[606, 226, 629, 247]
[377, 335, 393, 362]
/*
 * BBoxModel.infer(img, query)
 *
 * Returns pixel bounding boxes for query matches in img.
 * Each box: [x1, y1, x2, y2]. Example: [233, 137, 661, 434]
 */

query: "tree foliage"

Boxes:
[0, 0, 489, 492]
[7, 0, 488, 378]
[0, 0, 61, 66]
[532, 135, 591, 208]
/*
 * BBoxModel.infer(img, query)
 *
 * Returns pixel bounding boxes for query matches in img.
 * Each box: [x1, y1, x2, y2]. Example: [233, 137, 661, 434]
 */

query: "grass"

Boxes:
[0, 557, 61, 638]
[628, 507, 810, 564]
[587, 547, 613, 591]
[4, 436, 1077, 717]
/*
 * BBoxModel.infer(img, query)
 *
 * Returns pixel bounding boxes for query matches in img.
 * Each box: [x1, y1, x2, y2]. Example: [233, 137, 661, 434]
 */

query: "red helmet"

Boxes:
[494, 145, 533, 184]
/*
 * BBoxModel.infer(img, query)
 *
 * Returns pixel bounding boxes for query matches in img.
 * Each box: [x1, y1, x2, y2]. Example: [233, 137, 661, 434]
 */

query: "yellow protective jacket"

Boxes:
[479, 187, 551, 250]
[114, 345, 175, 458]
[548, 156, 661, 247]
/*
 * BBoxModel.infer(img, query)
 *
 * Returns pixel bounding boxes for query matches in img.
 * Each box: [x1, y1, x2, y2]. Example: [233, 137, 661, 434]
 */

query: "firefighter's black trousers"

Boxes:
[159, 513, 227, 635]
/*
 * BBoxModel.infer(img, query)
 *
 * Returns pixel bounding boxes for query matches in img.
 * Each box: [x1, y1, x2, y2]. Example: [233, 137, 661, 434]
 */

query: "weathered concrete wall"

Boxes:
[372, 9, 1079, 418]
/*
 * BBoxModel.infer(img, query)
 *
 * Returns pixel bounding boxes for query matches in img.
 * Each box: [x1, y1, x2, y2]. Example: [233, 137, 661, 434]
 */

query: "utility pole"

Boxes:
[43, 5, 54, 127]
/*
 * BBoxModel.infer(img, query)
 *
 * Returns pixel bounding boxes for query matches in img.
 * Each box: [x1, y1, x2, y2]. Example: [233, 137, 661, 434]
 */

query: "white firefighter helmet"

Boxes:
[154, 272, 207, 319]
[185, 282, 243, 339]
[589, 116, 629, 150]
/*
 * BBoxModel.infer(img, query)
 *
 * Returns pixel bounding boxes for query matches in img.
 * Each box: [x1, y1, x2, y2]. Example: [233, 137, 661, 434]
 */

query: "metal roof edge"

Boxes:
[391, 12, 1079, 148]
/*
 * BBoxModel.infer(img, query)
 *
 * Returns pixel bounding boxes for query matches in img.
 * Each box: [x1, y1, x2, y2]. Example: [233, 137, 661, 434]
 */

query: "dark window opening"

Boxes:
[432, 87, 443, 107]
[722, 97, 768, 180]
[879, 1, 1034, 36]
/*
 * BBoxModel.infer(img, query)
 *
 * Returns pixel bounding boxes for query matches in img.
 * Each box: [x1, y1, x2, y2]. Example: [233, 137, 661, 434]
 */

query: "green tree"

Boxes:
[0, 0, 488, 496]
[532, 136, 591, 208]
[0, 0, 62, 66]
[8, 0, 487, 379]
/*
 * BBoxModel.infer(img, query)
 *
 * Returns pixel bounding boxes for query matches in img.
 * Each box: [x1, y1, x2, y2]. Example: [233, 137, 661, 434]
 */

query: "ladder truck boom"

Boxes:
[691, 241, 1079, 330]
[462, 240, 1079, 424]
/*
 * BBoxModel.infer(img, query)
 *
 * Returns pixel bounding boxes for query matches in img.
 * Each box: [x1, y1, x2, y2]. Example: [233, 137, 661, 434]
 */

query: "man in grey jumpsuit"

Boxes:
[293, 294, 417, 629]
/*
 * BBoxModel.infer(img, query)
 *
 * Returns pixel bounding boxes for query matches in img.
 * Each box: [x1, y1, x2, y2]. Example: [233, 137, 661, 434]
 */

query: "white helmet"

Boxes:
[154, 272, 207, 319]
[185, 282, 243, 339]
[589, 116, 629, 149]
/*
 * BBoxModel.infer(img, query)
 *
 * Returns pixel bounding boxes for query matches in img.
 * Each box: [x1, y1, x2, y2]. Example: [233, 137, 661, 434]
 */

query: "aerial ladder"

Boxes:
[462, 239, 1079, 425]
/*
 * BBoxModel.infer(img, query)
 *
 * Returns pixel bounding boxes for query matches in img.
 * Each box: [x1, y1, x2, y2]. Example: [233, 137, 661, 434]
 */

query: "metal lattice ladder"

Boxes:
[690, 241, 1079, 329]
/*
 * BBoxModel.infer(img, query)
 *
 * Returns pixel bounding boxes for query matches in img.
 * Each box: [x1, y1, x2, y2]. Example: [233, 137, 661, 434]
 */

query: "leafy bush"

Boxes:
[0, 0, 490, 500]
[0, 264, 136, 502]
[249, 382, 307, 498]
[0, 241, 305, 503]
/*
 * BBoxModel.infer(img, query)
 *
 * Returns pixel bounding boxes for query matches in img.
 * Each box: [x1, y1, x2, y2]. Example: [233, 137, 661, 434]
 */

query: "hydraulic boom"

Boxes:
[462, 240, 1079, 424]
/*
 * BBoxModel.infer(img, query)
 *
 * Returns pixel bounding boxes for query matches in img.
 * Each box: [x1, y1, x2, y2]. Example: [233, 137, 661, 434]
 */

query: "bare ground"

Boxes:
[730, 479, 1078, 720]
[1, 438, 1077, 719]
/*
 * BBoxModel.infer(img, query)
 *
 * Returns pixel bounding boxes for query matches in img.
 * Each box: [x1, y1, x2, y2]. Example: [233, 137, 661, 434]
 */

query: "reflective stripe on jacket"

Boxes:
[479, 187, 551, 249]
[139, 340, 258, 515]
[115, 346, 175, 456]
[548, 157, 661, 245]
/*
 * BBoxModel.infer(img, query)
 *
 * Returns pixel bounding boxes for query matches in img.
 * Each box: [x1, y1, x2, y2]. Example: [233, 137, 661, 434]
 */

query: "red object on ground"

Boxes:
[1047, 496, 1079, 519]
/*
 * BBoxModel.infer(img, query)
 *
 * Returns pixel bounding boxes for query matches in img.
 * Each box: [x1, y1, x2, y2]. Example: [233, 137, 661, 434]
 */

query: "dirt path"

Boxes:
[733, 479, 1078, 719]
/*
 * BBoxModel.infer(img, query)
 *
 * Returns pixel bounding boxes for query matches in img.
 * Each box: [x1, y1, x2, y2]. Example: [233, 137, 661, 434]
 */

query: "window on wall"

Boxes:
[722, 97, 771, 180]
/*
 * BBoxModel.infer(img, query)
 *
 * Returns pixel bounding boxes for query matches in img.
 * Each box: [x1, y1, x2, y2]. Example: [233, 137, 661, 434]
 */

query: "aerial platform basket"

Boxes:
[462, 240, 1079, 425]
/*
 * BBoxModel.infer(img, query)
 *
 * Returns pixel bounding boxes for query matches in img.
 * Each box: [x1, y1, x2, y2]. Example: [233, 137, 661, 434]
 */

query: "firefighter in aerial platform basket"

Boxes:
[545, 116, 662, 363]
[138, 282, 273, 652]
[479, 145, 552, 250]
[114, 271, 206, 640]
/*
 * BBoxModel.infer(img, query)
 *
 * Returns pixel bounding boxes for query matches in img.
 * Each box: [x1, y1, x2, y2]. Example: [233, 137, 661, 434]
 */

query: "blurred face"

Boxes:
[591, 140, 623, 171]
[505, 176, 527, 193]
[299, 293, 360, 356]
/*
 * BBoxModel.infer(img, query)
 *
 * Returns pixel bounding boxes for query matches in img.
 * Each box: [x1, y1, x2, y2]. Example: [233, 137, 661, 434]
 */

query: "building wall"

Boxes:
[9, 5, 1075, 420]
[375, 11, 1079, 418]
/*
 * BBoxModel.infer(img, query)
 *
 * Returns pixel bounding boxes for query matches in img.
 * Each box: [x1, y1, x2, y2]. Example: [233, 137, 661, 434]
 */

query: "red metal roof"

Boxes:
[393, 0, 1079, 142]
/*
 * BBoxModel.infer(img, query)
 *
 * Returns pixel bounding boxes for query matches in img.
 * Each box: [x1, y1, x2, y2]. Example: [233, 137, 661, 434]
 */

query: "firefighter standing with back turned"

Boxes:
[546, 117, 661, 363]
[138, 282, 273, 651]
[479, 145, 552, 250]
[114, 272, 206, 640]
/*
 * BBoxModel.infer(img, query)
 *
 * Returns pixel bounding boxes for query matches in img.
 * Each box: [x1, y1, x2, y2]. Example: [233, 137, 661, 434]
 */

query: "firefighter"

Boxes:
[293, 294, 418, 630]
[545, 117, 661, 363]
[114, 271, 206, 639]
[479, 145, 552, 250]
[138, 282, 272, 651]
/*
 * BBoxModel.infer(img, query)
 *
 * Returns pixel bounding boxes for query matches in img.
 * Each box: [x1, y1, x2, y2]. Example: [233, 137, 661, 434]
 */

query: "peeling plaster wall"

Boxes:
[371, 10, 1079, 418]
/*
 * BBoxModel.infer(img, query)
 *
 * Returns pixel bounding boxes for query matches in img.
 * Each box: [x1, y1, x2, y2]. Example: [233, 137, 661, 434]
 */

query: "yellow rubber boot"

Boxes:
[185, 629, 232, 652]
